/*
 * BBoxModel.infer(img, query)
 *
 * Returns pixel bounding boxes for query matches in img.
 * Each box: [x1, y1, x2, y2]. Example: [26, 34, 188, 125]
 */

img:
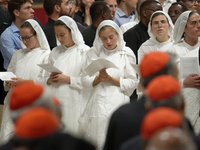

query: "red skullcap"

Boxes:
[10, 81, 44, 110]
[141, 107, 182, 140]
[140, 51, 169, 78]
[15, 107, 59, 139]
[146, 75, 180, 101]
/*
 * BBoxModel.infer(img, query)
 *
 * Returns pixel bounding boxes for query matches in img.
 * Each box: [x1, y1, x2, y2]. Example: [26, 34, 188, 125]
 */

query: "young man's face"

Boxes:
[16, 2, 34, 22]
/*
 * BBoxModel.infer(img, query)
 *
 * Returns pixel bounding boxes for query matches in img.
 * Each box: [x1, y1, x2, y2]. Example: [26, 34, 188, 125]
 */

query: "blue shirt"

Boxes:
[0, 22, 22, 69]
[114, 7, 135, 27]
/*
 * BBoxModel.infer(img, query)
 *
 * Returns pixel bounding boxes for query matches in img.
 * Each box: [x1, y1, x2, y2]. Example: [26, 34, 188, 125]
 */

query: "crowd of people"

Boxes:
[0, 0, 200, 149]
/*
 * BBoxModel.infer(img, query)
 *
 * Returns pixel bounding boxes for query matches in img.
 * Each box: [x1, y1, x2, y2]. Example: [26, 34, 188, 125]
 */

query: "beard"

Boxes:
[60, 8, 73, 17]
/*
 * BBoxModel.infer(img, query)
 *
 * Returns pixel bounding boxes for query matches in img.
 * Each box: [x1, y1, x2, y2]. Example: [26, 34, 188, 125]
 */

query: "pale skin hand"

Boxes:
[5, 77, 28, 88]
[183, 74, 200, 87]
[92, 68, 120, 87]
[47, 72, 70, 85]
[5, 81, 16, 88]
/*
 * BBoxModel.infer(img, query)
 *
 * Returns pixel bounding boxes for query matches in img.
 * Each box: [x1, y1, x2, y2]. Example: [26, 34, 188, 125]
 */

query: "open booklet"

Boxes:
[0, 72, 16, 81]
[37, 64, 63, 74]
[180, 57, 200, 79]
[85, 58, 119, 77]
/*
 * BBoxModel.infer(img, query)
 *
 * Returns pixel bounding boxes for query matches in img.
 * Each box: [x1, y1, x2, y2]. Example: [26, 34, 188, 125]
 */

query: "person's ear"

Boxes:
[13, 9, 20, 17]
[142, 9, 147, 17]
[102, 11, 107, 18]
[54, 4, 61, 13]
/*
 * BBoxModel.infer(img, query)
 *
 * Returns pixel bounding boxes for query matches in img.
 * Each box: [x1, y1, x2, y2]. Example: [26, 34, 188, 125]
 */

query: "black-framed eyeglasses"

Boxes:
[18, 34, 35, 42]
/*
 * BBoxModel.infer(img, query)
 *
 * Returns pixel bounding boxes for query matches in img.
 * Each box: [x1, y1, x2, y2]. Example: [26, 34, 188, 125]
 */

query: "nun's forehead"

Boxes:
[98, 25, 118, 35]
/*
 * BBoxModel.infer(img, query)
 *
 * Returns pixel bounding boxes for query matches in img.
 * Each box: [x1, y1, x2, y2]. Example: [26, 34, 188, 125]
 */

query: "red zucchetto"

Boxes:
[146, 75, 180, 101]
[140, 51, 169, 78]
[14, 107, 59, 139]
[141, 107, 182, 140]
[9, 81, 44, 110]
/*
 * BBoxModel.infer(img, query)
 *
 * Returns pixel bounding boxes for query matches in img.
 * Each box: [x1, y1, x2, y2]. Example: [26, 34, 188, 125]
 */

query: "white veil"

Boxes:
[173, 11, 192, 44]
[148, 11, 174, 40]
[57, 16, 85, 48]
[22, 19, 50, 50]
[92, 20, 126, 55]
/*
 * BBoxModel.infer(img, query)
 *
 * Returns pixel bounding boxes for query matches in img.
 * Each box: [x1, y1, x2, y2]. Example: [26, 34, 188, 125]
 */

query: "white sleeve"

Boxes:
[138, 44, 145, 64]
[120, 53, 138, 96]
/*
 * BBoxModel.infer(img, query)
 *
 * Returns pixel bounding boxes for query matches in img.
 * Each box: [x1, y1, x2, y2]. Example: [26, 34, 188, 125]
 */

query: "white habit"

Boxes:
[79, 20, 138, 150]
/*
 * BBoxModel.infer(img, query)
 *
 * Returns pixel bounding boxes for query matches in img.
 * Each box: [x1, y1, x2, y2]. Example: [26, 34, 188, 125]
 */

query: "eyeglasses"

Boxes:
[188, 20, 200, 27]
[65, 0, 76, 6]
[152, 20, 168, 26]
[18, 34, 35, 42]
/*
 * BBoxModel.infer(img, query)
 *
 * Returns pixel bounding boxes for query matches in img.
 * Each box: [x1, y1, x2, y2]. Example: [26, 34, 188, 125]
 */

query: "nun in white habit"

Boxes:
[0, 19, 51, 144]
[79, 20, 138, 150]
[138, 11, 174, 63]
[171, 11, 200, 135]
[45, 16, 90, 135]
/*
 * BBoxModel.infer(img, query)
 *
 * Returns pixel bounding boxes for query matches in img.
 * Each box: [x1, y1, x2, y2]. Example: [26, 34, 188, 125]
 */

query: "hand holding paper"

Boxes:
[38, 64, 63, 74]
[99, 68, 111, 82]
[85, 58, 118, 76]
[47, 73, 70, 84]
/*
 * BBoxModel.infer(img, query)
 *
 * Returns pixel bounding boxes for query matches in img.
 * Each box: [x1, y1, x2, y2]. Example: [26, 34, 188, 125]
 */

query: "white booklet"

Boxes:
[37, 64, 63, 74]
[180, 57, 200, 78]
[85, 58, 119, 76]
[0, 72, 16, 81]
